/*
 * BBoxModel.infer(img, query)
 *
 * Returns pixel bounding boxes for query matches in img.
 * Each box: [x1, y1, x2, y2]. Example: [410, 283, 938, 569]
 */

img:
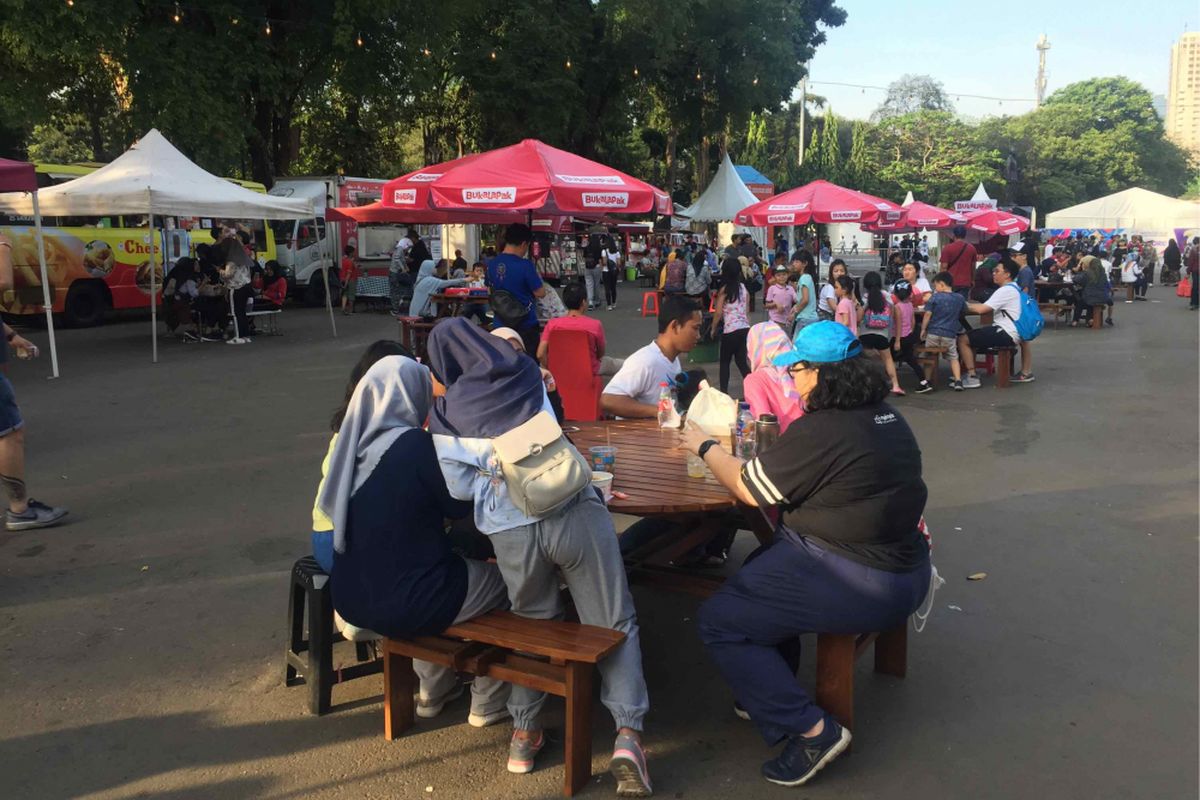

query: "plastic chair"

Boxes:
[546, 329, 603, 421]
[640, 291, 659, 317]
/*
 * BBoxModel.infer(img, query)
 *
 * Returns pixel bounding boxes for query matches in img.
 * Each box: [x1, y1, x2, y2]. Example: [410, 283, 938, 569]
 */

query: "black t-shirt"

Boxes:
[741, 401, 929, 572]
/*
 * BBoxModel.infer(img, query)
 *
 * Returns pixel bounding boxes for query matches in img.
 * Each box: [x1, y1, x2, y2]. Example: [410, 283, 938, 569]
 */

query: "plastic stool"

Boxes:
[285, 556, 383, 715]
[641, 291, 659, 317]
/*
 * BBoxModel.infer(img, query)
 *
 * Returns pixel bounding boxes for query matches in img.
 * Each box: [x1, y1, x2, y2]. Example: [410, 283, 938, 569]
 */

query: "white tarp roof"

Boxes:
[1044, 187, 1200, 234]
[970, 182, 991, 202]
[678, 153, 759, 222]
[0, 129, 313, 220]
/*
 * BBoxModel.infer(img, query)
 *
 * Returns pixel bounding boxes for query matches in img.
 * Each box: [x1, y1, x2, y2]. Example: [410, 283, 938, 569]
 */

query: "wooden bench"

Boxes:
[1038, 302, 1072, 330]
[396, 316, 440, 359]
[246, 308, 282, 335]
[977, 344, 1016, 388]
[915, 345, 948, 387]
[1090, 305, 1106, 330]
[382, 611, 626, 797]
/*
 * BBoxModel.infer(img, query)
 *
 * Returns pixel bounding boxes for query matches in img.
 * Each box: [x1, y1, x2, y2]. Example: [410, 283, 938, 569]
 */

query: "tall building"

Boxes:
[1166, 31, 1200, 157]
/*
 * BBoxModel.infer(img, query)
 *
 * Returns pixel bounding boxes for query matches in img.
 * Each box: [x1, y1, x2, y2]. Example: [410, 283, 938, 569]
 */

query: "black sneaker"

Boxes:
[952, 380, 964, 391]
[5, 499, 68, 531]
[761, 714, 852, 787]
[915, 380, 934, 394]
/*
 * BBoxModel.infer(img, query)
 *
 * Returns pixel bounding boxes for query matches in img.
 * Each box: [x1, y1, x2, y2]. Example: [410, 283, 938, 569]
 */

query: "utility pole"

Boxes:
[798, 74, 807, 165]
[1035, 34, 1051, 108]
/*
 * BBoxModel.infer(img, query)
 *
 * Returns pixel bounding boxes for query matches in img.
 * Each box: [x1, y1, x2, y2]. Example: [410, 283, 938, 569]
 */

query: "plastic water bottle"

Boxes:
[737, 403, 756, 458]
[657, 382, 675, 427]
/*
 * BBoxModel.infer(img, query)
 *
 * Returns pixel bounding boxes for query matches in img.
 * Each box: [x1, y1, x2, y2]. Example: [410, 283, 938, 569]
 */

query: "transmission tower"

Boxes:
[1035, 34, 1051, 108]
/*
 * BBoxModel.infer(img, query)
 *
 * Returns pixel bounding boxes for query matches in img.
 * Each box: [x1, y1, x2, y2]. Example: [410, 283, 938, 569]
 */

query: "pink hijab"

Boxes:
[746, 322, 799, 402]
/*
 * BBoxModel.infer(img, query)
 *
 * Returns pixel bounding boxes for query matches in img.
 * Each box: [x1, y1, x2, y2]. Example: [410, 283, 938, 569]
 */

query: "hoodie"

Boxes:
[409, 260, 466, 317]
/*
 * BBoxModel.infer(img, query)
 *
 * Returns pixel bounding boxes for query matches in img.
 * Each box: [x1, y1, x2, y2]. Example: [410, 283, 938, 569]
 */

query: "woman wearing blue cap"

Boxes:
[681, 320, 932, 788]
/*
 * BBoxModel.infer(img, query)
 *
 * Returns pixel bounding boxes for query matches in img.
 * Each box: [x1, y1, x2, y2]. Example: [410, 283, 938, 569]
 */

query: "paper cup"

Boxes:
[591, 471, 614, 503]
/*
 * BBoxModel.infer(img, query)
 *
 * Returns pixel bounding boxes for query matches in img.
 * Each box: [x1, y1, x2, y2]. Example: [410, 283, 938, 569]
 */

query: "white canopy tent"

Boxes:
[0, 129, 319, 364]
[1044, 188, 1200, 241]
[678, 153, 768, 253]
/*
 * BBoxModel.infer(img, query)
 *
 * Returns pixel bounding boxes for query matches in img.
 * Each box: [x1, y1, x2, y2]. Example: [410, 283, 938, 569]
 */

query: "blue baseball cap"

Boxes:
[773, 321, 862, 367]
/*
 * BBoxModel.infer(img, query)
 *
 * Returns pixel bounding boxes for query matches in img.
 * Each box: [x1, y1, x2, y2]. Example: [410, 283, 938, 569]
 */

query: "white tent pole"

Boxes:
[30, 191, 59, 379]
[319, 217, 336, 338]
[149, 194, 158, 363]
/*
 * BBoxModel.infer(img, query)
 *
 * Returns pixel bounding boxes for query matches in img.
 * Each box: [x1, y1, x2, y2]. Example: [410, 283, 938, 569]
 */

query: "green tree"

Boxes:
[872, 111, 1001, 206]
[844, 120, 874, 192]
[811, 107, 841, 183]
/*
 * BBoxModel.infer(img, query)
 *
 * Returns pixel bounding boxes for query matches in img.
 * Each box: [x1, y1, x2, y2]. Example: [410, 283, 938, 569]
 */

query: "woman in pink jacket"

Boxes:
[742, 322, 804, 432]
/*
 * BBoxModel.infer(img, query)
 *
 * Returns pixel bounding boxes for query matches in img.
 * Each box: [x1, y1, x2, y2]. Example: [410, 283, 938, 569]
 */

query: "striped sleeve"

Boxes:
[741, 456, 786, 507]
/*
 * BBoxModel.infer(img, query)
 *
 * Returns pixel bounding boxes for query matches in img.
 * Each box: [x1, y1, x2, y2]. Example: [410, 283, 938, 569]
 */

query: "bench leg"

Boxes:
[815, 633, 855, 733]
[286, 578, 305, 685]
[309, 585, 334, 715]
[874, 625, 908, 678]
[383, 649, 416, 740]
[563, 661, 595, 797]
[995, 351, 1012, 389]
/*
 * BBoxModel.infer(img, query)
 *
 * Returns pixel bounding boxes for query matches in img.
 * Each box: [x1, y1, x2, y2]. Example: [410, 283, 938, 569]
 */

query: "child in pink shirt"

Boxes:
[764, 266, 797, 329]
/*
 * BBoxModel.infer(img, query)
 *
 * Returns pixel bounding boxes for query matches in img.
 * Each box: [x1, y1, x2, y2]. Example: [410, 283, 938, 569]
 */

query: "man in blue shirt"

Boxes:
[486, 223, 546, 354]
[1011, 248, 1035, 296]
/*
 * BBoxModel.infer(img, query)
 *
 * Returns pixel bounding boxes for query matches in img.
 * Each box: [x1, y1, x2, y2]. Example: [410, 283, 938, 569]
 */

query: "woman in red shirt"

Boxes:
[259, 261, 288, 310]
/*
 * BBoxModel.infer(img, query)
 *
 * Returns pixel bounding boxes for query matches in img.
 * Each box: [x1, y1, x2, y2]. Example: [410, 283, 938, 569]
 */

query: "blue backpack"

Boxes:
[1007, 289, 1044, 341]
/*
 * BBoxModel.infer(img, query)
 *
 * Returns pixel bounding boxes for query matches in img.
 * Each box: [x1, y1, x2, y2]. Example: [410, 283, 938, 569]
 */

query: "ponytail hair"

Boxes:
[862, 271, 886, 313]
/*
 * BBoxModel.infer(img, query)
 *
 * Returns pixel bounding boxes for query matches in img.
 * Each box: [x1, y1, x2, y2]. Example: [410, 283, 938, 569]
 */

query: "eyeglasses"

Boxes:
[786, 362, 814, 375]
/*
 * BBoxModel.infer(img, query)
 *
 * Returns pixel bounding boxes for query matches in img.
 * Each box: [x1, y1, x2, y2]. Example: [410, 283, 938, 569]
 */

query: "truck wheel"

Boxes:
[64, 282, 108, 327]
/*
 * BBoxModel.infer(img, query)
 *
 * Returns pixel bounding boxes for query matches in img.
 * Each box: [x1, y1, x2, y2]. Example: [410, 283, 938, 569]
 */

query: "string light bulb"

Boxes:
[356, 32, 363, 47]
[695, 70, 701, 80]
[423, 46, 431, 56]
[490, 50, 497, 60]
[265, 20, 271, 35]
[633, 65, 639, 77]
[753, 75, 758, 85]
[66, 0, 74, 6]
[566, 58, 572, 69]
[173, 2, 181, 22]
[231, 17, 239, 25]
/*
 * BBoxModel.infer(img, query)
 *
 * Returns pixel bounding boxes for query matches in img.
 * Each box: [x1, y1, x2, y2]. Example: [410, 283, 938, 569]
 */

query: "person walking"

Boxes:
[603, 241, 621, 310]
[939, 225, 977, 299]
[712, 257, 752, 394]
[583, 235, 603, 309]
[0, 235, 68, 531]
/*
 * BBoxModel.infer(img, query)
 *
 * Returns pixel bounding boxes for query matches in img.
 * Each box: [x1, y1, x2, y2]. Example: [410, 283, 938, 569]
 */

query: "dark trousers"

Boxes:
[698, 536, 930, 745]
[1191, 273, 1199, 307]
[1134, 276, 1148, 298]
[895, 331, 926, 383]
[232, 284, 254, 337]
[603, 269, 618, 305]
[719, 327, 751, 393]
[518, 323, 541, 356]
[463, 303, 489, 324]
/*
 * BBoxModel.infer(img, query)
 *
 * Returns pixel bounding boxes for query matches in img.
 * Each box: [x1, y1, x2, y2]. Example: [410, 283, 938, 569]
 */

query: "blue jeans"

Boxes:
[698, 535, 930, 745]
[489, 490, 649, 732]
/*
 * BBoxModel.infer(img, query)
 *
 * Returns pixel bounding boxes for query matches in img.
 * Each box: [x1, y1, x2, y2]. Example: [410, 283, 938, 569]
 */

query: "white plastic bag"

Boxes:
[686, 384, 738, 438]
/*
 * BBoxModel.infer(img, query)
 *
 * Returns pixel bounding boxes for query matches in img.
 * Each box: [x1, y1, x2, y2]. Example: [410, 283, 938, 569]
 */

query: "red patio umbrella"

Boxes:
[734, 180, 904, 226]
[381, 139, 672, 216]
[327, 200, 523, 225]
[963, 208, 1030, 236]
[865, 200, 965, 232]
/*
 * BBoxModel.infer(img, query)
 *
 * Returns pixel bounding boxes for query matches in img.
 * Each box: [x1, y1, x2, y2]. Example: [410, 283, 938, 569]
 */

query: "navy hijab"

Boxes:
[426, 318, 544, 438]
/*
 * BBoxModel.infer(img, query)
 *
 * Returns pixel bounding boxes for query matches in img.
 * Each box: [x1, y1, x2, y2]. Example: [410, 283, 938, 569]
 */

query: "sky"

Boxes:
[806, 0, 1200, 121]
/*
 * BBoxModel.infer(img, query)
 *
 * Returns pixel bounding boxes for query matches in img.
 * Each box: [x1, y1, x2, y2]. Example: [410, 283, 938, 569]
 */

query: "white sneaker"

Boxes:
[468, 708, 512, 728]
[962, 374, 982, 389]
[416, 683, 464, 718]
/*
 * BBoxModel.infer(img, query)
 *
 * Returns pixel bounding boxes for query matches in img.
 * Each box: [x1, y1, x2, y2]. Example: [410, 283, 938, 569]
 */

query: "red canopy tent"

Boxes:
[964, 208, 1030, 236]
[864, 200, 965, 233]
[735, 180, 904, 227]
[0, 158, 59, 377]
[381, 139, 672, 216]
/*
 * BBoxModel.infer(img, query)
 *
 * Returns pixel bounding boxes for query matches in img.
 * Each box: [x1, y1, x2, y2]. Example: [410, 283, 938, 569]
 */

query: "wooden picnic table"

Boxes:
[431, 290, 489, 318]
[571, 418, 772, 596]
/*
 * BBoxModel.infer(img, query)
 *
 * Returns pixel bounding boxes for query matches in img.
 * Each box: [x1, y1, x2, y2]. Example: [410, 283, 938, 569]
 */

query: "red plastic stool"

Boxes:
[641, 291, 659, 317]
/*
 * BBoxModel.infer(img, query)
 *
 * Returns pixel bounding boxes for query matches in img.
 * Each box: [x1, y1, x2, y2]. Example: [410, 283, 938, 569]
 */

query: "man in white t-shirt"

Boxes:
[957, 259, 1033, 387]
[601, 296, 702, 418]
[389, 231, 414, 315]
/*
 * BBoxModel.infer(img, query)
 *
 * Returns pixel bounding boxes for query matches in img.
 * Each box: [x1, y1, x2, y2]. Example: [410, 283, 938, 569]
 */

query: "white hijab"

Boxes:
[316, 356, 431, 554]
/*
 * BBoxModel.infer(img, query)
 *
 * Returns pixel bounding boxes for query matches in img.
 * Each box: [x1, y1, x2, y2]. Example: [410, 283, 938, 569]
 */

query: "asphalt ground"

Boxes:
[0, 279, 1196, 799]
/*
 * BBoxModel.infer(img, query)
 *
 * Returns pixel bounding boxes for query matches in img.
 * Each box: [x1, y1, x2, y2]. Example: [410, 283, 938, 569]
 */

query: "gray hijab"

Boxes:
[410, 259, 439, 316]
[316, 356, 432, 554]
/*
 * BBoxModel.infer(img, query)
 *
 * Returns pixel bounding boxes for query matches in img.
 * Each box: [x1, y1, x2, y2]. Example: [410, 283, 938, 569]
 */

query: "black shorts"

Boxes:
[966, 325, 1016, 350]
[859, 332, 891, 350]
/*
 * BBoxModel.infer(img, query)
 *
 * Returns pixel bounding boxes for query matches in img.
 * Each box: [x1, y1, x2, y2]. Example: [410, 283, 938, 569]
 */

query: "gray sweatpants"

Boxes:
[489, 489, 649, 732]
[583, 268, 600, 306]
[413, 558, 511, 717]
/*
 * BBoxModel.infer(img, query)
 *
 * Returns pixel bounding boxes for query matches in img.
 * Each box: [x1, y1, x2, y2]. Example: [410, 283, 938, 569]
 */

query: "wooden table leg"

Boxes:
[383, 647, 415, 740]
[563, 661, 595, 797]
[815, 633, 855, 733]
